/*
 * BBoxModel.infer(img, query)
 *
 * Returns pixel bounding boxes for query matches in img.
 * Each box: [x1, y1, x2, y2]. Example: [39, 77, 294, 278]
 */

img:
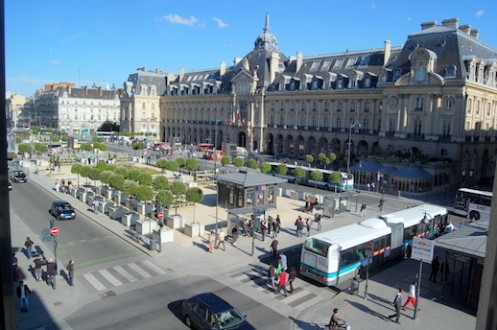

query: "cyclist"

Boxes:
[327, 308, 347, 330]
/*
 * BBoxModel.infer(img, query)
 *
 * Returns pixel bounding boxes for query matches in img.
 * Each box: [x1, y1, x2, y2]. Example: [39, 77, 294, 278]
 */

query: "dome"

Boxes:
[253, 14, 279, 53]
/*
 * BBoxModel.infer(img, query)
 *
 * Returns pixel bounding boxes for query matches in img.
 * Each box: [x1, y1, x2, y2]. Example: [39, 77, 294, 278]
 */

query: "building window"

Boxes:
[389, 97, 398, 109]
[324, 115, 329, 127]
[413, 119, 423, 136]
[300, 115, 305, 126]
[415, 97, 424, 111]
[388, 118, 395, 134]
[312, 115, 317, 127]
[362, 118, 369, 130]
[443, 120, 451, 137]
[441, 149, 448, 157]
[444, 97, 454, 110]
[467, 99, 472, 113]
[142, 103, 146, 110]
[476, 100, 480, 115]
[337, 102, 342, 112]
[364, 101, 370, 112]
[486, 103, 491, 116]
[350, 101, 356, 112]
[279, 115, 284, 125]
[336, 117, 342, 129]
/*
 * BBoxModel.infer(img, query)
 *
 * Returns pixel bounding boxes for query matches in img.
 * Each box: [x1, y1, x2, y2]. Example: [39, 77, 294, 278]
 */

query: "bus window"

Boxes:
[304, 238, 331, 258]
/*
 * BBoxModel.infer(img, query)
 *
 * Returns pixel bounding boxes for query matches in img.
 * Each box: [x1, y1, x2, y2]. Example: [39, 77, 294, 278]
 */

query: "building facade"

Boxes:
[125, 16, 497, 189]
[31, 83, 120, 135]
[5, 92, 27, 129]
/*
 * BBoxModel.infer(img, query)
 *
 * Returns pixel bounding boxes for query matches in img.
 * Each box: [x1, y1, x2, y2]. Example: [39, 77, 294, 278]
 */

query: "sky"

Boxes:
[6, 0, 497, 97]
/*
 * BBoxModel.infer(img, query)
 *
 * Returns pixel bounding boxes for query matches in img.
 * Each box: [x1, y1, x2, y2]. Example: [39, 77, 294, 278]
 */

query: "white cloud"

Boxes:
[163, 14, 199, 26]
[475, 10, 485, 17]
[212, 17, 229, 28]
[50, 60, 61, 65]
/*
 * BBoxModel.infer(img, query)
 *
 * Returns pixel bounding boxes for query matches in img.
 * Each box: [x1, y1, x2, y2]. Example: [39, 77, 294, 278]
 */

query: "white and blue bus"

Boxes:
[300, 204, 448, 286]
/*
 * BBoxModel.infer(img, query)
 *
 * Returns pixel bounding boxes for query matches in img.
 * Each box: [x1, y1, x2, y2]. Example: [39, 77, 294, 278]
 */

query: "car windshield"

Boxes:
[216, 308, 245, 329]
[59, 204, 73, 211]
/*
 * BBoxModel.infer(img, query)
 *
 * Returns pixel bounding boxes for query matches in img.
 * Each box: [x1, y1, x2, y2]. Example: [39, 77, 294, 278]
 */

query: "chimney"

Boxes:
[421, 21, 437, 30]
[296, 51, 303, 72]
[179, 68, 185, 81]
[442, 18, 459, 29]
[98, 87, 102, 96]
[384, 40, 392, 66]
[233, 57, 242, 65]
[459, 24, 472, 35]
[220, 61, 226, 76]
[470, 29, 480, 39]
[270, 53, 280, 84]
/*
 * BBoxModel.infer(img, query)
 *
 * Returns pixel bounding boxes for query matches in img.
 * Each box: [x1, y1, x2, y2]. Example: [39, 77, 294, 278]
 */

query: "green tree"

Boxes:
[94, 142, 108, 152]
[80, 166, 92, 185]
[185, 187, 204, 223]
[99, 170, 114, 186]
[156, 158, 169, 173]
[18, 143, 32, 155]
[185, 158, 199, 171]
[156, 189, 174, 209]
[175, 157, 186, 168]
[71, 163, 83, 187]
[247, 159, 257, 169]
[294, 167, 306, 182]
[170, 181, 187, 213]
[109, 174, 125, 190]
[92, 137, 104, 143]
[234, 157, 244, 168]
[138, 172, 153, 186]
[318, 152, 327, 164]
[305, 154, 314, 167]
[15, 137, 22, 144]
[277, 164, 288, 175]
[166, 160, 179, 172]
[128, 169, 141, 182]
[329, 152, 337, 164]
[122, 180, 138, 197]
[115, 166, 129, 178]
[133, 185, 155, 202]
[260, 162, 271, 174]
[220, 155, 231, 166]
[89, 167, 102, 187]
[34, 143, 48, 153]
[153, 176, 170, 190]
[80, 143, 93, 152]
[132, 142, 145, 150]
[310, 170, 323, 188]
[328, 171, 342, 193]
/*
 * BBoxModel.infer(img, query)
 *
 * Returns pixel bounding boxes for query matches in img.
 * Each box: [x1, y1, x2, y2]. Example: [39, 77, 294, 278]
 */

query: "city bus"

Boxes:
[453, 187, 492, 221]
[300, 204, 447, 286]
[268, 162, 353, 191]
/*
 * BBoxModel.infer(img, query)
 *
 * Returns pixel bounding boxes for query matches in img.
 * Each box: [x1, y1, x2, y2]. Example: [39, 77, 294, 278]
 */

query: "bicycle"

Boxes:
[326, 322, 351, 330]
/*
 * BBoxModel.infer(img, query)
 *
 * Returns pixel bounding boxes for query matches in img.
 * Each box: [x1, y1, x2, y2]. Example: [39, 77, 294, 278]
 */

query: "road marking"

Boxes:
[114, 265, 137, 282]
[294, 294, 322, 311]
[82, 273, 106, 291]
[141, 260, 166, 275]
[128, 263, 152, 278]
[282, 289, 309, 303]
[99, 269, 122, 287]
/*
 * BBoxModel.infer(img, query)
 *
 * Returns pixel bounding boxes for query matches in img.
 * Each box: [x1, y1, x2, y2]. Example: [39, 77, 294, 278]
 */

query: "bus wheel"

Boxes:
[469, 210, 480, 221]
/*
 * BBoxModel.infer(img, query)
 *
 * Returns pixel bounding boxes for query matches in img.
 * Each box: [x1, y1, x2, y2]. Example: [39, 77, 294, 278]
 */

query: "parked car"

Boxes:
[49, 200, 76, 220]
[182, 292, 255, 330]
[11, 170, 27, 183]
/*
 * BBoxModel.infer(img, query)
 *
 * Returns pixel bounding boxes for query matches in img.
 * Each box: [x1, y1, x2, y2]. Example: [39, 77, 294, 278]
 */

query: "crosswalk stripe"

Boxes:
[141, 260, 166, 275]
[294, 295, 322, 311]
[83, 273, 106, 291]
[114, 265, 137, 282]
[282, 289, 309, 304]
[128, 263, 152, 278]
[99, 269, 122, 287]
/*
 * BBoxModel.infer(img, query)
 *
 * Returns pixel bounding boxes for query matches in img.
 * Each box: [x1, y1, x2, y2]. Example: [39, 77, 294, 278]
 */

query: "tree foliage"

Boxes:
[18, 143, 32, 154]
[127, 169, 141, 182]
[109, 174, 125, 190]
[260, 162, 271, 174]
[310, 170, 323, 182]
[156, 189, 174, 208]
[34, 143, 48, 152]
[234, 157, 244, 168]
[185, 158, 199, 170]
[329, 171, 342, 184]
[185, 187, 204, 204]
[156, 158, 169, 173]
[175, 157, 186, 168]
[153, 176, 169, 190]
[115, 166, 129, 178]
[305, 154, 314, 165]
[247, 159, 257, 169]
[137, 172, 153, 186]
[220, 156, 231, 166]
[294, 167, 305, 180]
[133, 185, 155, 202]
[277, 164, 288, 175]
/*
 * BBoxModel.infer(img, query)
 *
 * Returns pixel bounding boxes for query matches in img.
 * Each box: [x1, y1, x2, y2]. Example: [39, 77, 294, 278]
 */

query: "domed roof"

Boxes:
[254, 14, 279, 53]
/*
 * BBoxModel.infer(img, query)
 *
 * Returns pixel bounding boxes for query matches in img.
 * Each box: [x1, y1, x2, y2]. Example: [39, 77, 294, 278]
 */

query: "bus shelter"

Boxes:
[227, 205, 276, 237]
[321, 192, 355, 218]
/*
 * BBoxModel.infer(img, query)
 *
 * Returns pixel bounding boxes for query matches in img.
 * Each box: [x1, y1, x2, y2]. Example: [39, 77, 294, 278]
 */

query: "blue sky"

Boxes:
[6, 0, 497, 97]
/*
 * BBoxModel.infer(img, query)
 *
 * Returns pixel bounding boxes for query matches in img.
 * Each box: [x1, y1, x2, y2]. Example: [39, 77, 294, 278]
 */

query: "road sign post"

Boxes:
[411, 237, 435, 320]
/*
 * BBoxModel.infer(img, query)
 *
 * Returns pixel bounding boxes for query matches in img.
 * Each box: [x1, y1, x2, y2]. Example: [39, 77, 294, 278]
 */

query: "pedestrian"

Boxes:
[33, 257, 43, 282]
[16, 280, 31, 313]
[24, 237, 34, 259]
[208, 231, 215, 253]
[276, 259, 285, 275]
[288, 266, 297, 293]
[315, 213, 322, 231]
[360, 202, 366, 217]
[387, 288, 403, 324]
[429, 256, 440, 282]
[295, 216, 304, 237]
[270, 239, 279, 259]
[12, 253, 19, 279]
[92, 199, 99, 214]
[279, 252, 288, 271]
[261, 219, 267, 242]
[402, 281, 417, 310]
[45, 258, 57, 288]
[275, 215, 281, 234]
[54, 180, 60, 192]
[277, 270, 289, 297]
[305, 217, 313, 237]
[267, 264, 276, 288]
[379, 197, 384, 212]
[272, 219, 278, 238]
[216, 230, 226, 251]
[231, 226, 238, 247]
[66, 259, 75, 286]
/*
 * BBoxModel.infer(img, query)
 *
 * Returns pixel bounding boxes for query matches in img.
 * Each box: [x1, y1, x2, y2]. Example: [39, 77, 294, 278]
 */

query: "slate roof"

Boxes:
[435, 220, 488, 259]
[126, 69, 169, 96]
[390, 166, 432, 179]
[217, 172, 287, 187]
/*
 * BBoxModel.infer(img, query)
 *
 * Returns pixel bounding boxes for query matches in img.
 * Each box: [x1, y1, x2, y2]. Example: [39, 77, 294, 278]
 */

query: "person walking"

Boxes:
[92, 199, 99, 214]
[429, 256, 440, 282]
[306, 217, 313, 237]
[288, 266, 297, 293]
[66, 259, 75, 286]
[24, 237, 34, 259]
[267, 264, 276, 288]
[279, 252, 288, 271]
[270, 239, 279, 259]
[277, 270, 289, 297]
[360, 202, 366, 217]
[388, 288, 403, 324]
[275, 215, 281, 234]
[402, 281, 417, 310]
[231, 226, 238, 247]
[216, 230, 226, 251]
[271, 219, 278, 238]
[261, 219, 267, 242]
[379, 197, 384, 212]
[16, 281, 32, 313]
[33, 257, 44, 282]
[295, 216, 304, 237]
[45, 258, 57, 289]
[208, 231, 215, 253]
[315, 213, 322, 231]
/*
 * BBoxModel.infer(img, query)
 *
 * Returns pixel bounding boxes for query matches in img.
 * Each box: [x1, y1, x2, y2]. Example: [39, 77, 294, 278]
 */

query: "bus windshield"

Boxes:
[304, 238, 331, 257]
[454, 188, 492, 212]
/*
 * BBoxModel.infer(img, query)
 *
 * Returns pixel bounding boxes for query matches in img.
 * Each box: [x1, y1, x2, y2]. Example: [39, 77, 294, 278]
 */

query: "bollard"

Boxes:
[350, 277, 359, 295]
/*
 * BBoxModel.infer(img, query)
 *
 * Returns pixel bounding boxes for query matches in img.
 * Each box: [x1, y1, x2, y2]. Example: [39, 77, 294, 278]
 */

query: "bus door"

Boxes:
[388, 223, 404, 259]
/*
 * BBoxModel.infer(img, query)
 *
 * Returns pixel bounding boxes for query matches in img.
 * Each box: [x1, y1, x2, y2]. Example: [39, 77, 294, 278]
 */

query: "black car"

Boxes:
[50, 200, 76, 220]
[11, 170, 28, 183]
[182, 293, 255, 330]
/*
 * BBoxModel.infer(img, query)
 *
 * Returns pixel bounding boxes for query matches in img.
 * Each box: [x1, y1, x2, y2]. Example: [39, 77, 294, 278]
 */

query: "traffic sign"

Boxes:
[158, 211, 164, 219]
[50, 227, 60, 236]
[411, 237, 435, 263]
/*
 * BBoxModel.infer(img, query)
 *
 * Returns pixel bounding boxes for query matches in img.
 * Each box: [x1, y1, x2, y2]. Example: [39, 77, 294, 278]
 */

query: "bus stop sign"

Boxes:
[411, 237, 435, 263]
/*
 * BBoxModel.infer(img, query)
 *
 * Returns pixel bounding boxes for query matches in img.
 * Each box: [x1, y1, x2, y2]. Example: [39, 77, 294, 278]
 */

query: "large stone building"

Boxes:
[26, 83, 120, 135]
[5, 92, 27, 129]
[121, 16, 497, 189]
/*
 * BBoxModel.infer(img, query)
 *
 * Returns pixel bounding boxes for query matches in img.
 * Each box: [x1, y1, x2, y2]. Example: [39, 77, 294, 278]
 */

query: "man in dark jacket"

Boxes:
[46, 258, 57, 288]
[288, 266, 297, 293]
[16, 281, 31, 313]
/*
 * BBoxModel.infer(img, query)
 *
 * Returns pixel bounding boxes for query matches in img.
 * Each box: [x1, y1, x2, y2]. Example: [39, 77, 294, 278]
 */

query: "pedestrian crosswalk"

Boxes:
[80, 260, 168, 293]
[229, 267, 323, 311]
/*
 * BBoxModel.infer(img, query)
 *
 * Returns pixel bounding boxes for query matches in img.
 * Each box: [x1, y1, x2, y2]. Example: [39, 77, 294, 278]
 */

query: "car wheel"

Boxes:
[185, 315, 193, 328]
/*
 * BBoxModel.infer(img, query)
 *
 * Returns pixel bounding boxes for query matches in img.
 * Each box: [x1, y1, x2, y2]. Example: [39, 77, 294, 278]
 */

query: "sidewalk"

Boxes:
[12, 163, 476, 329]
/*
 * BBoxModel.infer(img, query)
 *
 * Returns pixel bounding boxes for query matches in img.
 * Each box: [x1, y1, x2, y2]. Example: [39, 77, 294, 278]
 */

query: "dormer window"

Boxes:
[445, 65, 457, 78]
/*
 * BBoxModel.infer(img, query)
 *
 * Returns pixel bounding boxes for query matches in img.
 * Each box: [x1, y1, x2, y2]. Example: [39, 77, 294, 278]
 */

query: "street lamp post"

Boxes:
[214, 119, 222, 238]
[346, 121, 361, 188]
